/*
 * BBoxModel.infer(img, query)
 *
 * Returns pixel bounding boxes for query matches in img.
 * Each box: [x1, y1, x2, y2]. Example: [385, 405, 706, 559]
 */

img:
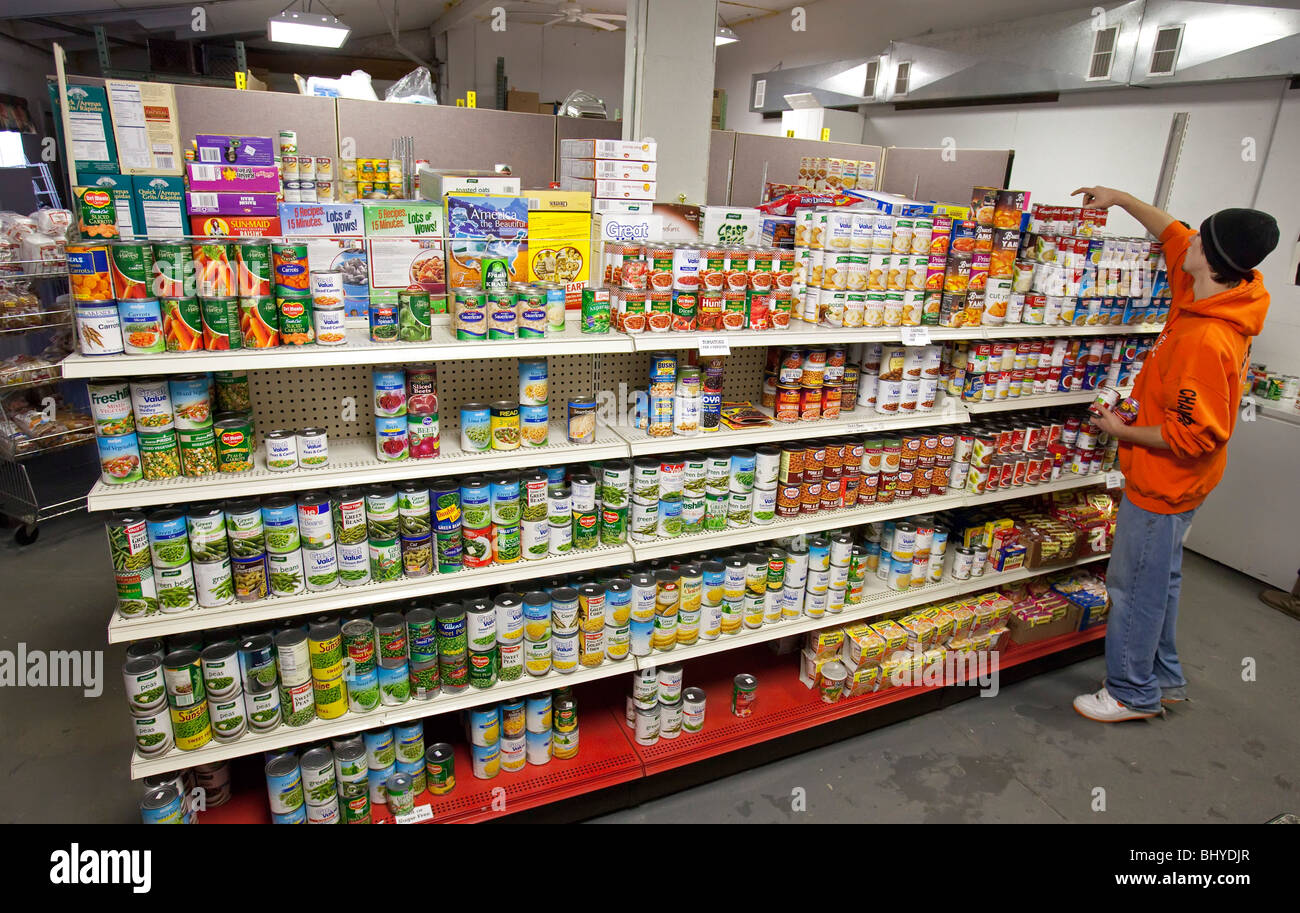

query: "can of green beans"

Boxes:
[436, 531, 462, 573]
[397, 483, 431, 537]
[573, 510, 599, 550]
[333, 488, 368, 545]
[368, 537, 402, 582]
[401, 533, 433, 577]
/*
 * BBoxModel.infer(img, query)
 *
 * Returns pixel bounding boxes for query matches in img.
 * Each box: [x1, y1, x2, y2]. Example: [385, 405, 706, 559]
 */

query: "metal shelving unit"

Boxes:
[0, 259, 89, 542]
[133, 549, 1111, 779]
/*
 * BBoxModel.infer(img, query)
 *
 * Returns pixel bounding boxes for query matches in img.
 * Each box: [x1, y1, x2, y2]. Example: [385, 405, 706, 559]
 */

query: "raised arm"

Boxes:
[1071, 187, 1176, 239]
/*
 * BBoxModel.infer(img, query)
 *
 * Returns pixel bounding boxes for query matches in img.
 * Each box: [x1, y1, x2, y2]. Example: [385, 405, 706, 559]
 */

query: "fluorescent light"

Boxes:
[267, 10, 351, 48]
[715, 25, 739, 45]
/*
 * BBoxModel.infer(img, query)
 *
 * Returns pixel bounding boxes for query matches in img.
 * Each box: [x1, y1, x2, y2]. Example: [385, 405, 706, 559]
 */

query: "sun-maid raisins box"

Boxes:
[363, 201, 447, 314]
[281, 203, 369, 319]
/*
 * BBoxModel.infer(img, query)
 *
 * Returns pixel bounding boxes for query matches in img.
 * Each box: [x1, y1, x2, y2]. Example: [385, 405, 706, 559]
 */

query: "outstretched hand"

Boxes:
[1071, 186, 1126, 209]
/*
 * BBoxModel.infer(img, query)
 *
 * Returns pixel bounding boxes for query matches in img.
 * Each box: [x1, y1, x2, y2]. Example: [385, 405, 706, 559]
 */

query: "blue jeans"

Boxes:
[1104, 495, 1197, 712]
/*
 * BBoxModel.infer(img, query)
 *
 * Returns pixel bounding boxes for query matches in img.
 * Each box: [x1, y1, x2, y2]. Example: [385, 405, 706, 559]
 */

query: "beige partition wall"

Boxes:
[728, 134, 884, 207]
[878, 147, 1015, 205]
[335, 99, 559, 190]
[707, 130, 737, 206]
[174, 85, 339, 159]
[554, 117, 623, 180]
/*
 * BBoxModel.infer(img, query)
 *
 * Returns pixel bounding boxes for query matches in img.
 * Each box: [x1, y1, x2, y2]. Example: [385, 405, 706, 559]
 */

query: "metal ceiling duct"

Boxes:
[747, 0, 1300, 113]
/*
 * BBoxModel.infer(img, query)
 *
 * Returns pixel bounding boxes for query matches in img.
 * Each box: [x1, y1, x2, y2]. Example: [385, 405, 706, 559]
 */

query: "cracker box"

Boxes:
[559, 139, 657, 161]
[700, 206, 761, 246]
[561, 158, 658, 181]
[186, 161, 281, 193]
[281, 203, 369, 318]
[364, 201, 448, 312]
[193, 134, 276, 166]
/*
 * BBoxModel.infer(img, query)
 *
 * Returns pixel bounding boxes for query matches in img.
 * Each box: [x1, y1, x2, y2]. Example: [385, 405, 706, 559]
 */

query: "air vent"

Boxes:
[864, 59, 880, 98]
[1087, 25, 1119, 80]
[753, 78, 766, 108]
[894, 61, 911, 96]
[1149, 25, 1184, 76]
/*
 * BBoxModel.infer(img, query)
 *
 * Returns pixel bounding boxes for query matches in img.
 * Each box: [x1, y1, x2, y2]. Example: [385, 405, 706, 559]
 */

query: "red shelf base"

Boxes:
[200, 626, 1105, 823]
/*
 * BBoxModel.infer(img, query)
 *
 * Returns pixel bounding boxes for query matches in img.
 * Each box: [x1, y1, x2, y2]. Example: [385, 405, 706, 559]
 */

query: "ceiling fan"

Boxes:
[540, 1, 626, 31]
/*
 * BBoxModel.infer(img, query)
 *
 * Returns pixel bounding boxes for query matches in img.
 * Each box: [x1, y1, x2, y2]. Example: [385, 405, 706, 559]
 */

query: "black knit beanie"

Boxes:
[1199, 208, 1280, 277]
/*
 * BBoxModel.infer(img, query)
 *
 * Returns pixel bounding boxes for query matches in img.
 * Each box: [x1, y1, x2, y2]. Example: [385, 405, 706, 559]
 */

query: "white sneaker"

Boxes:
[1073, 686, 1160, 722]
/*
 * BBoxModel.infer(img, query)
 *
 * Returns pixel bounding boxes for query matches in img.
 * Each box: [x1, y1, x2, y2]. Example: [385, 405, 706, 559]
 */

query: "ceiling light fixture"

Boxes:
[268, 1, 351, 48]
[716, 22, 739, 46]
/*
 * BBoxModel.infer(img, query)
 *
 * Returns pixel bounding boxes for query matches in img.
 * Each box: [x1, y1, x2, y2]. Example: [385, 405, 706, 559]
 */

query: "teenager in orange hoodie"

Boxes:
[1068, 188, 1278, 722]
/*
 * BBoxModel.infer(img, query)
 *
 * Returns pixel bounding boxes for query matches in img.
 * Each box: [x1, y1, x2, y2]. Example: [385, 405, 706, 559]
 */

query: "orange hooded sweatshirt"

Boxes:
[1120, 221, 1270, 514]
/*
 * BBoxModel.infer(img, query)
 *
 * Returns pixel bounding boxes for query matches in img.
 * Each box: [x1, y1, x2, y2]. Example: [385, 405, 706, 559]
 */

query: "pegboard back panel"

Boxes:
[246, 352, 601, 445]
[597, 347, 770, 404]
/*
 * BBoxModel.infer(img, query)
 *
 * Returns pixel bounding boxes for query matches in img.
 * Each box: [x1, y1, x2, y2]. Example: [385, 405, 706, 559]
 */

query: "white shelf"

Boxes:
[87, 424, 629, 512]
[964, 386, 1132, 415]
[127, 549, 1111, 778]
[610, 399, 969, 457]
[624, 322, 1162, 353]
[106, 544, 634, 644]
[60, 319, 634, 379]
[625, 472, 1113, 561]
[129, 658, 625, 779]
[630, 551, 1111, 669]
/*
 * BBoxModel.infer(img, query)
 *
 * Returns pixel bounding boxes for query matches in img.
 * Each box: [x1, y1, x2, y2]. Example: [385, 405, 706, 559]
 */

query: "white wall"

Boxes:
[445, 22, 624, 114]
[713, 0, 1090, 135]
[1247, 90, 1300, 376]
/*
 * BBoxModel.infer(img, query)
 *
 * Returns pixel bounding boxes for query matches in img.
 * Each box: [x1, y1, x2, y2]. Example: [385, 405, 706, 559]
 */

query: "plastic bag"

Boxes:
[384, 66, 437, 105]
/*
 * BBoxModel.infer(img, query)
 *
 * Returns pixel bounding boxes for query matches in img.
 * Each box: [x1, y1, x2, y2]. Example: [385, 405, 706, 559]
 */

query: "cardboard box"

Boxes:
[761, 215, 796, 248]
[418, 168, 521, 200]
[364, 201, 448, 309]
[1007, 601, 1081, 646]
[280, 203, 368, 317]
[560, 139, 657, 161]
[526, 210, 591, 284]
[80, 173, 139, 240]
[523, 190, 592, 212]
[53, 83, 118, 175]
[507, 89, 540, 114]
[593, 199, 656, 214]
[561, 158, 658, 181]
[700, 205, 761, 246]
[592, 210, 663, 246]
[188, 214, 283, 238]
[653, 203, 701, 241]
[856, 190, 934, 218]
[133, 176, 186, 238]
[559, 176, 655, 200]
[186, 161, 280, 193]
[193, 134, 276, 166]
[186, 191, 279, 217]
[105, 79, 183, 175]
[444, 195, 528, 289]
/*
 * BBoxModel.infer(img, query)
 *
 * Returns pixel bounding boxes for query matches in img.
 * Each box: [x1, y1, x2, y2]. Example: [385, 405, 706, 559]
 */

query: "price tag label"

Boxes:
[395, 804, 435, 824]
[900, 326, 931, 346]
[1105, 471, 1124, 489]
[846, 422, 878, 434]
[698, 336, 730, 356]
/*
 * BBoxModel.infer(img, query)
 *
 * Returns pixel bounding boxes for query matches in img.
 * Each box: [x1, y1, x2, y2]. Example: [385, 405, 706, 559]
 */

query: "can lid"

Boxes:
[683, 687, 707, 703]
[372, 611, 405, 628]
[141, 785, 180, 810]
[162, 648, 200, 670]
[199, 641, 237, 662]
[734, 673, 757, 688]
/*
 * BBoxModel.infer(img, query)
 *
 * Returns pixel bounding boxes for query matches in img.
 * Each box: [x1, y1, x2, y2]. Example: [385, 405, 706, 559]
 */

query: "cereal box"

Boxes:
[444, 195, 527, 289]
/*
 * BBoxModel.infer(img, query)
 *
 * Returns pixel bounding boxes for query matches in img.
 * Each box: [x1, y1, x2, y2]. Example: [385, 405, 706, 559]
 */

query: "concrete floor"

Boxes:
[2, 512, 1296, 824]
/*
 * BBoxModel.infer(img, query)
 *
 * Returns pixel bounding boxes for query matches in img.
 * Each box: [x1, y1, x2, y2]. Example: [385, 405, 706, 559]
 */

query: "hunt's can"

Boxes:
[732, 673, 757, 717]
